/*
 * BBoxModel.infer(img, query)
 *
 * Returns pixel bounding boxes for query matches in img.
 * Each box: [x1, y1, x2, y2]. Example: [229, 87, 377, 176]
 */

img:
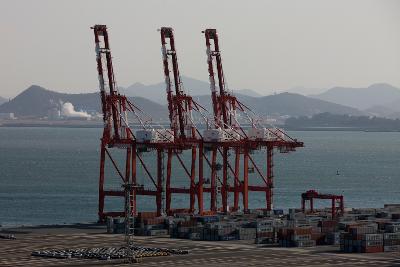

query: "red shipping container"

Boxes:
[362, 246, 383, 253]
[138, 211, 157, 219]
[319, 220, 337, 228]
[258, 232, 274, 238]
[288, 227, 312, 236]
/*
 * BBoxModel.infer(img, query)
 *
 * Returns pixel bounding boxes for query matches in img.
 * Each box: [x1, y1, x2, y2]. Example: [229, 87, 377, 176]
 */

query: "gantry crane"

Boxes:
[92, 25, 304, 222]
[92, 25, 175, 221]
[92, 24, 139, 262]
[203, 29, 243, 213]
[92, 24, 135, 221]
[301, 190, 344, 219]
[202, 28, 303, 213]
[159, 27, 200, 215]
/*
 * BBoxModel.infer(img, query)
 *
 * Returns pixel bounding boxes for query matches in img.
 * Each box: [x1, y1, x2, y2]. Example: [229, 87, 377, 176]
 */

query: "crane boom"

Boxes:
[92, 25, 122, 140]
[204, 29, 238, 129]
[160, 27, 195, 139]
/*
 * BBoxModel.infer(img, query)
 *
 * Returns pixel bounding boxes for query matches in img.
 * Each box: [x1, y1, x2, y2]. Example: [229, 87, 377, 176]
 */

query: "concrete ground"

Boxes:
[1, 224, 399, 267]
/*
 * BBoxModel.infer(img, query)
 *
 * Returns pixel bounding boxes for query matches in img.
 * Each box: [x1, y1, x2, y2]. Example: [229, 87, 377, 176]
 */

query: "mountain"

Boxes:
[233, 88, 263, 97]
[1, 84, 365, 122]
[120, 76, 262, 104]
[286, 86, 325, 96]
[192, 92, 364, 117]
[0, 85, 168, 120]
[365, 97, 400, 119]
[310, 83, 400, 110]
[364, 105, 398, 119]
[0, 96, 7, 105]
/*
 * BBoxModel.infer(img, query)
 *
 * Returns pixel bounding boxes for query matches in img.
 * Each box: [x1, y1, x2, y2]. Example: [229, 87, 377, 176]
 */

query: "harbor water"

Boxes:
[0, 127, 399, 226]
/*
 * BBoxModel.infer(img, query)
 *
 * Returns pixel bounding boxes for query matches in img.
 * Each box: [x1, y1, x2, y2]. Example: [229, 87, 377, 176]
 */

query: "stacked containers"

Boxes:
[136, 215, 168, 236]
[215, 223, 237, 241]
[384, 233, 400, 252]
[319, 220, 339, 245]
[385, 222, 400, 233]
[361, 234, 384, 253]
[255, 219, 275, 244]
[177, 219, 197, 239]
[383, 224, 400, 252]
[237, 226, 257, 240]
[106, 217, 114, 234]
[278, 226, 315, 247]
[326, 232, 341, 245]
[111, 217, 126, 234]
[340, 223, 383, 253]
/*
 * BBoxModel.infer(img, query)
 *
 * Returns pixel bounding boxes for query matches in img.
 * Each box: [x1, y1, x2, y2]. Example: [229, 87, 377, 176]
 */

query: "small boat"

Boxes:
[336, 170, 340, 176]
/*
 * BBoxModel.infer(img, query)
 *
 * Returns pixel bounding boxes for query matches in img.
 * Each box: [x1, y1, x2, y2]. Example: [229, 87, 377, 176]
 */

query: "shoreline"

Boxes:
[2, 122, 400, 132]
[0, 121, 103, 128]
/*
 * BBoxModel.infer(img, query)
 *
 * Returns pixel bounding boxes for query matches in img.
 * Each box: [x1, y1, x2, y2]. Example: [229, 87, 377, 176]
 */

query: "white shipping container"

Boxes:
[257, 226, 274, 233]
[386, 224, 400, 233]
[136, 129, 157, 142]
[268, 128, 286, 140]
[363, 233, 383, 241]
[136, 129, 174, 142]
[203, 129, 224, 142]
[155, 129, 174, 142]
[362, 240, 383, 247]
[247, 128, 269, 140]
[223, 128, 242, 141]
[384, 245, 400, 252]
[384, 233, 400, 240]
[292, 234, 311, 241]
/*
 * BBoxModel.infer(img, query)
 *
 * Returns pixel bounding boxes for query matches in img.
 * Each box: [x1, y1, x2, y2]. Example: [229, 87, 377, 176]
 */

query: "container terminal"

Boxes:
[1, 204, 400, 266]
[0, 25, 399, 266]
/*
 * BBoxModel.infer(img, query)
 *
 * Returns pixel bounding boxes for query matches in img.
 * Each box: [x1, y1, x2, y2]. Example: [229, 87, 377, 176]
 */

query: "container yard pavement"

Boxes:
[1, 224, 400, 267]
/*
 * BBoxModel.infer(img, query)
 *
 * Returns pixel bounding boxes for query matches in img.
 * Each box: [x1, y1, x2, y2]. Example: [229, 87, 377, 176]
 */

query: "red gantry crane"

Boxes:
[93, 25, 178, 221]
[203, 28, 243, 213]
[159, 27, 201, 215]
[92, 25, 304, 222]
[202, 28, 303, 213]
[93, 24, 135, 221]
[301, 190, 344, 218]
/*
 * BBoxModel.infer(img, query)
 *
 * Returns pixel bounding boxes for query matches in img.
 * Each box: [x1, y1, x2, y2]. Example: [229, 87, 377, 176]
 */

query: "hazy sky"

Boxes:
[1, 0, 400, 97]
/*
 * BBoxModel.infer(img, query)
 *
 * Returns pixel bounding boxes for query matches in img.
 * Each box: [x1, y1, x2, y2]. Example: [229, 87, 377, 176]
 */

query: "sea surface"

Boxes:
[0, 127, 399, 226]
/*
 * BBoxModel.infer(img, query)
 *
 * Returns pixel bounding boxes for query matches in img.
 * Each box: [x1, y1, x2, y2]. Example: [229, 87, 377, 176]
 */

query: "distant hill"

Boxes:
[193, 92, 364, 117]
[285, 112, 400, 131]
[286, 86, 325, 96]
[0, 96, 7, 105]
[0, 85, 168, 120]
[365, 96, 400, 119]
[231, 88, 263, 97]
[121, 77, 363, 117]
[364, 105, 398, 119]
[1, 84, 365, 122]
[310, 83, 400, 110]
[120, 76, 262, 104]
